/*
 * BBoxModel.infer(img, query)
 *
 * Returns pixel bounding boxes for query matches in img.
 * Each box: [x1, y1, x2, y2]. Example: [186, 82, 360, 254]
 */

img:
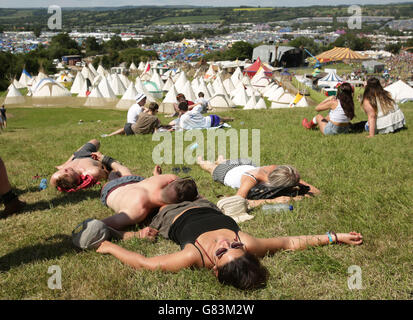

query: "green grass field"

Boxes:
[0, 101, 412, 299]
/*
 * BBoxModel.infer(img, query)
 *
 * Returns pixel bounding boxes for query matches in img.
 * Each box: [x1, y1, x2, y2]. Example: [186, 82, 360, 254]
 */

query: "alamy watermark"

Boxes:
[347, 5, 362, 30]
[48, 5, 62, 30]
[47, 265, 62, 290]
[347, 265, 362, 290]
[152, 129, 261, 166]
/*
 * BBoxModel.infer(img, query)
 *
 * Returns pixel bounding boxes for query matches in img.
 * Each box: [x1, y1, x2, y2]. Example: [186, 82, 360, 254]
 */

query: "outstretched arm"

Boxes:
[96, 241, 198, 272]
[244, 232, 363, 258]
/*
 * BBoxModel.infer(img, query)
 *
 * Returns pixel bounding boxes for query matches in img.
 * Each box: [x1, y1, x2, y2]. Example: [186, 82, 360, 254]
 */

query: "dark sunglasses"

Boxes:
[215, 242, 244, 259]
[172, 167, 191, 174]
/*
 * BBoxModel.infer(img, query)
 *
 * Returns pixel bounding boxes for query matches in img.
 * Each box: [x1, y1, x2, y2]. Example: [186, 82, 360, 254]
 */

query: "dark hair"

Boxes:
[198, 92, 204, 97]
[362, 77, 395, 115]
[55, 174, 78, 190]
[217, 252, 269, 290]
[336, 82, 355, 120]
[176, 93, 186, 101]
[161, 178, 198, 204]
[148, 102, 159, 112]
[178, 101, 189, 112]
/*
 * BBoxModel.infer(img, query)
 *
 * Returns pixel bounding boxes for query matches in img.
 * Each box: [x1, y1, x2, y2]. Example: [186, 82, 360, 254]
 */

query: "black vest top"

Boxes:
[168, 207, 240, 250]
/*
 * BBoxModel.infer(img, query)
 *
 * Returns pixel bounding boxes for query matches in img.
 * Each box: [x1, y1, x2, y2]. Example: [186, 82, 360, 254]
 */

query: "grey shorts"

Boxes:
[324, 122, 350, 135]
[124, 123, 134, 136]
[73, 142, 98, 160]
[149, 198, 220, 239]
[212, 159, 256, 184]
[100, 175, 145, 206]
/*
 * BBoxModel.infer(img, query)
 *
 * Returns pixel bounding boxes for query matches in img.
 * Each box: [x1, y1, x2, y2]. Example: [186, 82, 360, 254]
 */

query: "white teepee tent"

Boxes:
[111, 73, 127, 96]
[70, 72, 86, 94]
[84, 86, 107, 107]
[98, 77, 116, 99]
[161, 84, 178, 113]
[5, 84, 25, 105]
[18, 69, 32, 87]
[182, 81, 197, 102]
[116, 82, 138, 110]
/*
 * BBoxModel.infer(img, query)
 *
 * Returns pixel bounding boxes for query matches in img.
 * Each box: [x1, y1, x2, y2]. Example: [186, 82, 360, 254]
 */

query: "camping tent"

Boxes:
[243, 57, 273, 79]
[5, 84, 25, 105]
[116, 82, 138, 110]
[318, 69, 343, 88]
[385, 80, 413, 103]
[18, 69, 32, 87]
[70, 72, 86, 94]
[32, 78, 71, 97]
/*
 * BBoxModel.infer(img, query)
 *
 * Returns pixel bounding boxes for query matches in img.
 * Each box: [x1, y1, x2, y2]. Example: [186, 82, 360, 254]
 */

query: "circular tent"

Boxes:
[316, 47, 368, 63]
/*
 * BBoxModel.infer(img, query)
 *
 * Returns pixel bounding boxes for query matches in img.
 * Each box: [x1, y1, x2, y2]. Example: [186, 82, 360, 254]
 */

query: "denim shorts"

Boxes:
[324, 122, 350, 135]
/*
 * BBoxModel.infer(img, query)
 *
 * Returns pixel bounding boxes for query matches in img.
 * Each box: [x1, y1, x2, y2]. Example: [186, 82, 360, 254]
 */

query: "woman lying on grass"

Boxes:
[196, 156, 320, 207]
[96, 198, 363, 290]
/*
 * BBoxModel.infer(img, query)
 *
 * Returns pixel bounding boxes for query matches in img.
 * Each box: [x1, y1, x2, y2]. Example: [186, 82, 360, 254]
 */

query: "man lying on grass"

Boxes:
[196, 156, 320, 208]
[99, 163, 199, 231]
[96, 198, 363, 290]
[50, 139, 128, 192]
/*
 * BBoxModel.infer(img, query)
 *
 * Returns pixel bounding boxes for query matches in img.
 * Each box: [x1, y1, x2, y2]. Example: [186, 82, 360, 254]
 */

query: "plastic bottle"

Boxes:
[262, 203, 293, 214]
[39, 178, 47, 190]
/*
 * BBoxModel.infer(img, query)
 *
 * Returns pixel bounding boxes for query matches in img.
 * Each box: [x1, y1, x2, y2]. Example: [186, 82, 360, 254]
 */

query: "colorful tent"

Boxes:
[316, 47, 368, 63]
[243, 57, 273, 79]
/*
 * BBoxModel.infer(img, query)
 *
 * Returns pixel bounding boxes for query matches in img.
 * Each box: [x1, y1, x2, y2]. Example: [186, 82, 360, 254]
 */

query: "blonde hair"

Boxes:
[266, 165, 299, 189]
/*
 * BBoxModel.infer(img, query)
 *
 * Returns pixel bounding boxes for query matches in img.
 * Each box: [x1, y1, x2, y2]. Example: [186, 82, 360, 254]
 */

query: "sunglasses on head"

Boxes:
[215, 241, 244, 259]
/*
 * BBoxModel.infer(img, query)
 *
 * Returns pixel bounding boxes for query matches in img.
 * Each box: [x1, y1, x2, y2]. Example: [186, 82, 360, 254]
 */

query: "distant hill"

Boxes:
[0, 4, 412, 30]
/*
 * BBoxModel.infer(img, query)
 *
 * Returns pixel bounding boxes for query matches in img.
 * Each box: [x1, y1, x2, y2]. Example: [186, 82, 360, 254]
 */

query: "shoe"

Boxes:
[302, 118, 312, 129]
[165, 112, 178, 118]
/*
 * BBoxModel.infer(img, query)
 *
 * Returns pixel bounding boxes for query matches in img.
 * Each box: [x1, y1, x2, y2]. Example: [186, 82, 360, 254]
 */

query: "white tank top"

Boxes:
[329, 100, 351, 123]
[376, 98, 406, 134]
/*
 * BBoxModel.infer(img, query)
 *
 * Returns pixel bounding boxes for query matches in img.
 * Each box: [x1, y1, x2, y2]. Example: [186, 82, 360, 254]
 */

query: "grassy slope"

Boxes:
[0, 102, 412, 299]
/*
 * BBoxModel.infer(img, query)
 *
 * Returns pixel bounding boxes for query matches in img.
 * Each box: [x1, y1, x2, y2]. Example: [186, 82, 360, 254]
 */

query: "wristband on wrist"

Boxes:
[331, 231, 339, 243]
[102, 155, 116, 171]
[326, 231, 333, 244]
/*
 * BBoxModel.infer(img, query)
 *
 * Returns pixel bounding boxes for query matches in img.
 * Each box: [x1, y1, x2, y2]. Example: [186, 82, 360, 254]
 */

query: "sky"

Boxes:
[0, 0, 412, 8]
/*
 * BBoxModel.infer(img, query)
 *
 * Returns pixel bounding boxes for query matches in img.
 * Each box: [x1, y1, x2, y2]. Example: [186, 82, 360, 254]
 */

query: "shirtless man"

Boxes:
[50, 139, 113, 192]
[99, 163, 199, 231]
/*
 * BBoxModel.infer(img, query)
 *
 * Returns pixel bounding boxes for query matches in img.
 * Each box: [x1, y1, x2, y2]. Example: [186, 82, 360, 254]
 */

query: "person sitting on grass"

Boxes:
[98, 161, 199, 231]
[104, 93, 147, 137]
[196, 156, 319, 207]
[193, 91, 210, 114]
[302, 82, 355, 136]
[129, 102, 171, 135]
[50, 139, 128, 192]
[96, 197, 363, 290]
[167, 93, 195, 118]
[0, 157, 26, 217]
[170, 101, 234, 131]
[361, 77, 406, 138]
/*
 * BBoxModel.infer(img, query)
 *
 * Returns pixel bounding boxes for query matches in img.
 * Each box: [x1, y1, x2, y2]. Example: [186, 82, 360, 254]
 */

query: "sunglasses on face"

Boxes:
[215, 241, 244, 259]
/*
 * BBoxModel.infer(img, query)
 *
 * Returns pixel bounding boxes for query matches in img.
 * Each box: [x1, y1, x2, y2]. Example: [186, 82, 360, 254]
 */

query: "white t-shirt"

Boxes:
[127, 103, 143, 124]
[224, 165, 257, 189]
[194, 97, 209, 113]
[376, 99, 406, 134]
[177, 110, 211, 130]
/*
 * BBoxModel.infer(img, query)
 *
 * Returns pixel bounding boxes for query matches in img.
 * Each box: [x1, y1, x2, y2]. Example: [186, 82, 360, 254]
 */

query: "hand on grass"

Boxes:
[138, 227, 159, 241]
[96, 240, 112, 254]
[337, 232, 363, 245]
